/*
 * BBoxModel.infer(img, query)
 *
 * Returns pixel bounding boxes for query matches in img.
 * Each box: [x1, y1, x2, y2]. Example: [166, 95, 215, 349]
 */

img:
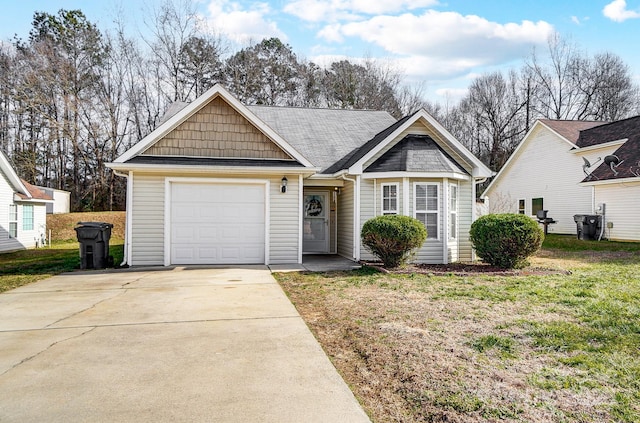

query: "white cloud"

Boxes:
[435, 87, 469, 102]
[603, 0, 640, 22]
[283, 0, 438, 23]
[205, 0, 286, 44]
[321, 11, 552, 76]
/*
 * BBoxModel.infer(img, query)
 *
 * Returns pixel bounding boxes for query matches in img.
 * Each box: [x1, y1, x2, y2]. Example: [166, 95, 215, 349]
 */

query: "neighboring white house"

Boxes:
[36, 186, 71, 214]
[483, 116, 640, 241]
[0, 150, 53, 252]
[577, 116, 640, 241]
[107, 84, 493, 267]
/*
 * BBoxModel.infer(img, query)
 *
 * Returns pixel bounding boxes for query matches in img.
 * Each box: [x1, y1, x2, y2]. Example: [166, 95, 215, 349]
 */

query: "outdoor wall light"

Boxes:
[281, 176, 288, 193]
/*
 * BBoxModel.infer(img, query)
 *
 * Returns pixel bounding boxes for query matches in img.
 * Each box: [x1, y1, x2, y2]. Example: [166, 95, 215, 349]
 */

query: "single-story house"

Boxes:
[36, 186, 71, 214]
[1, 150, 53, 252]
[107, 84, 493, 266]
[483, 115, 640, 241]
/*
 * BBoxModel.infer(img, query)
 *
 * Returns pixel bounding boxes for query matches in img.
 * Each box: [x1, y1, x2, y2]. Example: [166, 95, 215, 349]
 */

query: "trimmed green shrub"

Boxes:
[469, 213, 544, 269]
[361, 215, 427, 268]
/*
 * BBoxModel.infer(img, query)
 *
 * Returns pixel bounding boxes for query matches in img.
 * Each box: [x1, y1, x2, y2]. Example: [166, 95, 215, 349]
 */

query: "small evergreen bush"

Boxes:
[469, 213, 544, 269]
[361, 215, 427, 268]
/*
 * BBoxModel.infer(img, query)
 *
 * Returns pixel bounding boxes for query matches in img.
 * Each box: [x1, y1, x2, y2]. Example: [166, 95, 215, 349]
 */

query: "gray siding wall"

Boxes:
[359, 178, 375, 261]
[337, 179, 354, 259]
[270, 174, 300, 264]
[457, 179, 474, 262]
[129, 172, 300, 266]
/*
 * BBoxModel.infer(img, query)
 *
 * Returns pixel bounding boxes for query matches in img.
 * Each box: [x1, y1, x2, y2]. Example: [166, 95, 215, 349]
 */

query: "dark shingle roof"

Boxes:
[580, 116, 640, 182]
[322, 113, 415, 174]
[365, 135, 469, 174]
[247, 105, 396, 172]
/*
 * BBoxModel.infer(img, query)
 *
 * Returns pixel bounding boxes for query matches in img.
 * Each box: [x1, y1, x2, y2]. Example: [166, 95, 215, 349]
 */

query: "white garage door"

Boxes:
[170, 182, 266, 264]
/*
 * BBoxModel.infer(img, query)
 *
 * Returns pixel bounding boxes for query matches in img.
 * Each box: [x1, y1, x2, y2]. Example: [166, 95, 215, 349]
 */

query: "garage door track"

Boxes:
[0, 266, 370, 422]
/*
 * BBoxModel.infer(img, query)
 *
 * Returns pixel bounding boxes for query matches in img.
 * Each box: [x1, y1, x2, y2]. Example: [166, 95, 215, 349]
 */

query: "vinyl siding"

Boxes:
[130, 174, 165, 266]
[0, 171, 47, 252]
[129, 172, 300, 266]
[359, 179, 375, 261]
[457, 180, 474, 262]
[337, 179, 354, 259]
[270, 175, 300, 264]
[595, 182, 640, 241]
[486, 125, 617, 234]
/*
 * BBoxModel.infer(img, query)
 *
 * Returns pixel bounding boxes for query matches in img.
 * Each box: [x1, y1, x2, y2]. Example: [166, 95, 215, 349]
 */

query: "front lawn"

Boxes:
[0, 240, 124, 293]
[276, 235, 640, 422]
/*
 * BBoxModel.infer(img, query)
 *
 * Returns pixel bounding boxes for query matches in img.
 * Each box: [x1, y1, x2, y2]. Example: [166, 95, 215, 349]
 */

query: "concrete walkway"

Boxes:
[0, 266, 370, 423]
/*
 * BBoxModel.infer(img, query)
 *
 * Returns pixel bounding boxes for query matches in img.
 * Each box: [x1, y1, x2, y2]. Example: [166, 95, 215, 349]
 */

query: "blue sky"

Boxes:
[2, 0, 639, 102]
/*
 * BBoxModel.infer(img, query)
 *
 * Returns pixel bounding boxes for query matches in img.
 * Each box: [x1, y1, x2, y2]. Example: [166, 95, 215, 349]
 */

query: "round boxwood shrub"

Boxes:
[469, 213, 544, 269]
[361, 215, 427, 268]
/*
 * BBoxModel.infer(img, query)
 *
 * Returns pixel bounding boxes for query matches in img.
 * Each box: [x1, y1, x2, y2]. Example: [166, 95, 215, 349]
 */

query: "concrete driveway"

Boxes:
[0, 266, 370, 422]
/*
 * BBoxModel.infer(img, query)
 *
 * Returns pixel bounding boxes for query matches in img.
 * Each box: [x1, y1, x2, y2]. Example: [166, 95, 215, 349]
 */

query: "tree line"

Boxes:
[1, 3, 638, 211]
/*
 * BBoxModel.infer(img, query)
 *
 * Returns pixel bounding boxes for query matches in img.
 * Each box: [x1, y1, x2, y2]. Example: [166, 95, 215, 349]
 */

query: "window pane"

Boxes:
[426, 213, 437, 239]
[427, 198, 438, 210]
[532, 198, 543, 216]
[23, 205, 34, 231]
[9, 222, 17, 238]
[416, 184, 426, 197]
[416, 197, 426, 210]
[518, 199, 525, 214]
[450, 214, 457, 239]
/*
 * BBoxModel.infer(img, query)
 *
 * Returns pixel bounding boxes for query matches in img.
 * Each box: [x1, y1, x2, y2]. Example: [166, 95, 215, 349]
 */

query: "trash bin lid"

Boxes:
[75, 221, 114, 229]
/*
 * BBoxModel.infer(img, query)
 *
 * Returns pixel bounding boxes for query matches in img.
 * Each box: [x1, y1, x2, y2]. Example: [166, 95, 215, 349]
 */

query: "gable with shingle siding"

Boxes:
[143, 96, 292, 160]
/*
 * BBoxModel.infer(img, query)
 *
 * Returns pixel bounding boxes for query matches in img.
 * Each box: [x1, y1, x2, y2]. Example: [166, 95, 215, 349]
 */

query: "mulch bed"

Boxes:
[362, 261, 571, 276]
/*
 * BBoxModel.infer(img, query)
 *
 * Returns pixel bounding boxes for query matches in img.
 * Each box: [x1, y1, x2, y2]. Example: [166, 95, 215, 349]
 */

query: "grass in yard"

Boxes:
[276, 235, 640, 422]
[0, 239, 124, 293]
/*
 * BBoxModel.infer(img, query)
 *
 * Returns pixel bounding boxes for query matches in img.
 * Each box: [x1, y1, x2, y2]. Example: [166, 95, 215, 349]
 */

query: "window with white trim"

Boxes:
[518, 199, 525, 214]
[532, 198, 543, 217]
[381, 183, 398, 215]
[414, 183, 438, 239]
[23, 204, 34, 231]
[9, 204, 17, 238]
[449, 184, 458, 239]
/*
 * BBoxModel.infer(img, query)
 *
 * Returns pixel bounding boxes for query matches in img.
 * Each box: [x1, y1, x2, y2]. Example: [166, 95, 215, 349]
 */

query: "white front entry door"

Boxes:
[170, 182, 265, 264]
[303, 192, 329, 253]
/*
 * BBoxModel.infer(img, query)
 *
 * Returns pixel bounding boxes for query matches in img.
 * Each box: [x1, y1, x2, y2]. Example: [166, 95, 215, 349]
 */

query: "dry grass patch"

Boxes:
[47, 211, 125, 241]
[276, 240, 640, 422]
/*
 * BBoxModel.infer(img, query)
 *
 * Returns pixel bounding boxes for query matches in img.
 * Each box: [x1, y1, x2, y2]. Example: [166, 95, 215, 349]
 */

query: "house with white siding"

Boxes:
[107, 84, 493, 267]
[1, 150, 52, 253]
[483, 116, 640, 241]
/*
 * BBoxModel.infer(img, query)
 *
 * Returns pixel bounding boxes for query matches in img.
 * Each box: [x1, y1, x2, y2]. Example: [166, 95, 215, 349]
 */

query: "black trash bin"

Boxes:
[75, 222, 114, 269]
[573, 214, 601, 240]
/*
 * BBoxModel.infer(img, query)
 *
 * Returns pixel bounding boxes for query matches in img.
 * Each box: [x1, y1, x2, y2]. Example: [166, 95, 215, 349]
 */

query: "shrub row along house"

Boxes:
[483, 115, 640, 241]
[108, 85, 493, 266]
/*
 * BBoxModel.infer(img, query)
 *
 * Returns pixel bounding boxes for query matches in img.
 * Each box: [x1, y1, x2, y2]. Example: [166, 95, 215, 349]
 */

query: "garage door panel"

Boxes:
[170, 183, 266, 264]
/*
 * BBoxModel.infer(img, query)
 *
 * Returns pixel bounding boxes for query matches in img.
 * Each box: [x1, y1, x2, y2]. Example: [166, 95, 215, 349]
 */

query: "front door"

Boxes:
[303, 192, 329, 253]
